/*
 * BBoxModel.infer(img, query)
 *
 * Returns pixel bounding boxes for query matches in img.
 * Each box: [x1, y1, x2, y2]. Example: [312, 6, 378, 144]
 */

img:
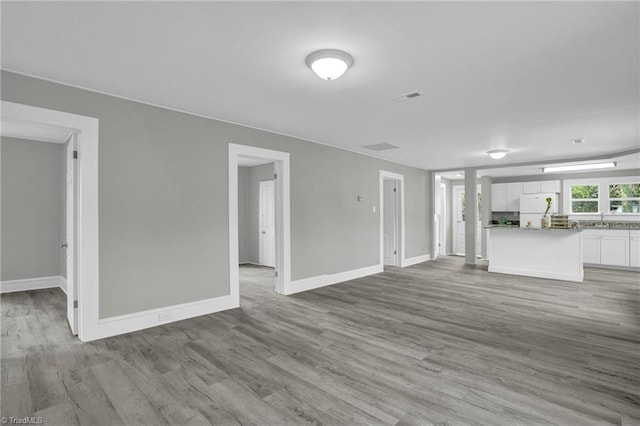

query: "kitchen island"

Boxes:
[487, 226, 583, 282]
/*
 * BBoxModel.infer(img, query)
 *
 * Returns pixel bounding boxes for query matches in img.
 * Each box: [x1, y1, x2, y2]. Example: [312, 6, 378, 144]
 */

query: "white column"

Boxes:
[464, 168, 477, 264]
[480, 175, 492, 259]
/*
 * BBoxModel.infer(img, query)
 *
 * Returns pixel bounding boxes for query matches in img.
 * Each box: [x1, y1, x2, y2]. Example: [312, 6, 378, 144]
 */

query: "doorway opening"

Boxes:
[452, 184, 482, 257]
[1, 119, 79, 335]
[229, 144, 291, 305]
[380, 170, 404, 268]
[1, 101, 99, 342]
[237, 159, 277, 303]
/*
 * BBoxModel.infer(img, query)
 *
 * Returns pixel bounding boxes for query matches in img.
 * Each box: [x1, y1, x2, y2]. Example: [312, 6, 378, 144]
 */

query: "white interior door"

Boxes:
[259, 180, 276, 268]
[438, 184, 447, 256]
[383, 179, 398, 266]
[65, 135, 78, 335]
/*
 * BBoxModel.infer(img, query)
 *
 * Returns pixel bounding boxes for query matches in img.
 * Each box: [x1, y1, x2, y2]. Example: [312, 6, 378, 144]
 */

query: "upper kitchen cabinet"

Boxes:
[523, 180, 561, 194]
[491, 182, 522, 211]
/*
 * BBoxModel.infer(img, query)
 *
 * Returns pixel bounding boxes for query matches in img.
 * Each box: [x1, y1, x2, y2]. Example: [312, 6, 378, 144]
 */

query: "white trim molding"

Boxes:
[2, 101, 99, 342]
[92, 295, 237, 341]
[229, 143, 291, 299]
[1, 276, 66, 294]
[401, 254, 431, 267]
[288, 264, 384, 295]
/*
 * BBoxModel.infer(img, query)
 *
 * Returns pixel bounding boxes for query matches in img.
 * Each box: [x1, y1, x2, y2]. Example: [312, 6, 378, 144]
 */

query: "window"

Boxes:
[570, 185, 599, 213]
[609, 183, 640, 213]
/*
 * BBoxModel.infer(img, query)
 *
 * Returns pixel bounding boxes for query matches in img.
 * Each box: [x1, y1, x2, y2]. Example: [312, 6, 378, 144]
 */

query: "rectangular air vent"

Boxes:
[363, 142, 400, 151]
[392, 91, 422, 102]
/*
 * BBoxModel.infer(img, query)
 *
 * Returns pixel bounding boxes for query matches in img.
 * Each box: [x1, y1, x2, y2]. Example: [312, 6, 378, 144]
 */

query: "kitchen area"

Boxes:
[436, 159, 640, 282]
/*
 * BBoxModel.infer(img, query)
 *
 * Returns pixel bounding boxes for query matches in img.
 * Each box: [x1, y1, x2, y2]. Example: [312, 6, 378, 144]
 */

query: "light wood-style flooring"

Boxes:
[2, 258, 640, 425]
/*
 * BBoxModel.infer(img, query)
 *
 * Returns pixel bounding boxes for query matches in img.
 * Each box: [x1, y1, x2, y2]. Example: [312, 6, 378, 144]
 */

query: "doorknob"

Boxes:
[60, 242, 68, 248]
[262, 231, 266, 234]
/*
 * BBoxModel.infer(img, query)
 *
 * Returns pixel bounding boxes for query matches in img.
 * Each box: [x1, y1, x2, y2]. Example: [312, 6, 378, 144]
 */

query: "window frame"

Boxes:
[563, 176, 640, 218]
[569, 184, 600, 214]
[608, 183, 640, 214]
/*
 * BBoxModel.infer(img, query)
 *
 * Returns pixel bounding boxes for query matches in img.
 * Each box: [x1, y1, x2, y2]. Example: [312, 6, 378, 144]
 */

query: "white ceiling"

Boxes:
[2, 2, 638, 170]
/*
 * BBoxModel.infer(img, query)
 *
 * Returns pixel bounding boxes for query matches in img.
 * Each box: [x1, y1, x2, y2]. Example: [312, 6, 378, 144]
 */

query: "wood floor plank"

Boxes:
[1, 259, 639, 425]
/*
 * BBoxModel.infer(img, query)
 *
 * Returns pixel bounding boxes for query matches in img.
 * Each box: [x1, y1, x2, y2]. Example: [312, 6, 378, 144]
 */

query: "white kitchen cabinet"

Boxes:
[582, 233, 601, 264]
[600, 235, 629, 266]
[540, 180, 561, 193]
[630, 230, 640, 268]
[491, 182, 521, 212]
[491, 183, 507, 211]
[522, 180, 560, 194]
[506, 183, 522, 211]
[522, 182, 540, 194]
[582, 229, 631, 267]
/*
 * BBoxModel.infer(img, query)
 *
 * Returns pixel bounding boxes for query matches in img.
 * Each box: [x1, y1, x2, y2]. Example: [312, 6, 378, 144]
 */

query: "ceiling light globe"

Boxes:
[487, 149, 509, 160]
[306, 49, 353, 81]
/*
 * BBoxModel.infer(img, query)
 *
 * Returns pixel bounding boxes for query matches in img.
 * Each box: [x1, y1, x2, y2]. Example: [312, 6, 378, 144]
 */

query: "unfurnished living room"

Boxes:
[1, 1, 639, 425]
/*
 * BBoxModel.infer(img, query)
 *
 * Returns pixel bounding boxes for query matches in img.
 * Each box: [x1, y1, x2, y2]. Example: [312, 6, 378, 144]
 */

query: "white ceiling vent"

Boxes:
[392, 91, 422, 102]
[363, 142, 400, 151]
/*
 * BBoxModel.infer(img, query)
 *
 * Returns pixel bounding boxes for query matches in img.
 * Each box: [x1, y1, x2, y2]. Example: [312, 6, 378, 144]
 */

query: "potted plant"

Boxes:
[541, 197, 552, 228]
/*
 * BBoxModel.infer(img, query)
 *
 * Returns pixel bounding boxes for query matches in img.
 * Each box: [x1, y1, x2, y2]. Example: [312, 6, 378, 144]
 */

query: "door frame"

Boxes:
[258, 179, 276, 268]
[2, 101, 99, 342]
[229, 144, 290, 300]
[379, 170, 404, 267]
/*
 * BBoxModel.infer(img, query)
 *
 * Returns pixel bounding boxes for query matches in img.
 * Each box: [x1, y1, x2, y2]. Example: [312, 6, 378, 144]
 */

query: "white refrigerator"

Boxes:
[519, 193, 558, 228]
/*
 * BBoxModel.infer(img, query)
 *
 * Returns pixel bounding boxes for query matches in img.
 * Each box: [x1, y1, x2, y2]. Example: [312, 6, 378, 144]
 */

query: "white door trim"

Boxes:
[2, 101, 99, 342]
[379, 170, 405, 267]
[229, 143, 291, 300]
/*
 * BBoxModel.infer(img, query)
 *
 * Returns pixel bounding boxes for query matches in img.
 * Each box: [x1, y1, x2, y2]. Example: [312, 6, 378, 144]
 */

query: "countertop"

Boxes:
[485, 225, 581, 232]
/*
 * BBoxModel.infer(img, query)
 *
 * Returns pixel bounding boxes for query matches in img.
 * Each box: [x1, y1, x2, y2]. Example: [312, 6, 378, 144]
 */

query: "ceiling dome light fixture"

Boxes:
[306, 49, 353, 80]
[487, 149, 509, 160]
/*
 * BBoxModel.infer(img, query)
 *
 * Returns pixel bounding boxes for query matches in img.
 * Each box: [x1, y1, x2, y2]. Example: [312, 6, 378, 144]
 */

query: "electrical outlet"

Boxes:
[159, 312, 173, 322]
[373, 206, 376, 213]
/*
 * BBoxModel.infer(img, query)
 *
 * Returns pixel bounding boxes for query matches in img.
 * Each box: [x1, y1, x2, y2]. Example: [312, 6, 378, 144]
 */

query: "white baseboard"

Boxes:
[287, 264, 384, 295]
[89, 294, 238, 341]
[488, 265, 583, 283]
[1, 276, 66, 294]
[401, 254, 431, 267]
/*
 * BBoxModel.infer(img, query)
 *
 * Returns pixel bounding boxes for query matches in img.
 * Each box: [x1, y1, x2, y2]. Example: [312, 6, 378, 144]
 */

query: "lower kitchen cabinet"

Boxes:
[631, 231, 640, 268]
[582, 229, 633, 267]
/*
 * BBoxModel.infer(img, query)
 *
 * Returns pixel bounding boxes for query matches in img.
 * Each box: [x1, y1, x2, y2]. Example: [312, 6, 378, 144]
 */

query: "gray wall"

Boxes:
[1, 71, 431, 318]
[238, 163, 274, 264]
[1, 137, 64, 281]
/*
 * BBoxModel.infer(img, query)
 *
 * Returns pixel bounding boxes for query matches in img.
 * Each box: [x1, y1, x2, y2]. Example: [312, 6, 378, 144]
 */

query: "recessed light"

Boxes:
[306, 49, 353, 80]
[487, 149, 509, 160]
[572, 139, 585, 144]
[543, 162, 616, 173]
[456, 173, 464, 177]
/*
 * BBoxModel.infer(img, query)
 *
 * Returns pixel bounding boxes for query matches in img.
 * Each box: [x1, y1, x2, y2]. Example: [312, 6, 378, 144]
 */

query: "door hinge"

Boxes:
[73, 300, 78, 309]
[73, 150, 78, 159]
[393, 188, 396, 192]
[274, 173, 278, 180]
[394, 250, 397, 255]
[275, 271, 279, 277]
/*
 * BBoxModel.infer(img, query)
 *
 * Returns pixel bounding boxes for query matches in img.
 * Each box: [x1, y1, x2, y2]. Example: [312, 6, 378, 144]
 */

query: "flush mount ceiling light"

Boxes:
[572, 138, 586, 144]
[487, 149, 509, 160]
[306, 49, 353, 80]
[543, 162, 616, 173]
